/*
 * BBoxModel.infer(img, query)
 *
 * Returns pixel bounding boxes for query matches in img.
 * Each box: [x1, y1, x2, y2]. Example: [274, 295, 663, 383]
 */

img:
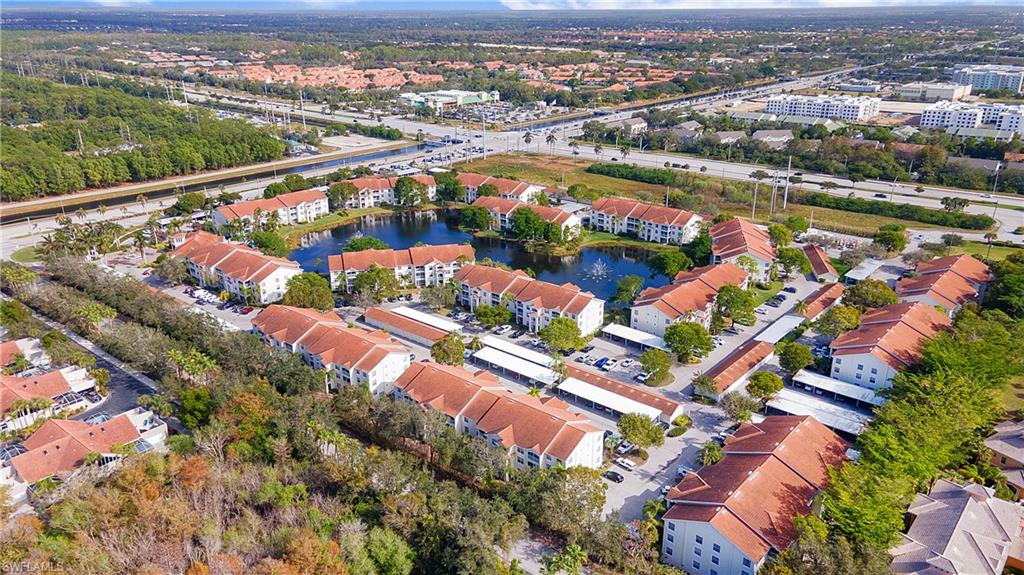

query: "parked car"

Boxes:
[724, 326, 741, 335]
[494, 325, 513, 335]
[660, 485, 673, 497]
[603, 470, 625, 483]
[755, 308, 768, 315]
[510, 329, 527, 339]
[676, 464, 694, 478]
[783, 287, 798, 294]
[615, 457, 637, 472]
[619, 358, 635, 368]
[874, 193, 887, 199]
[600, 359, 618, 371]
[581, 345, 595, 353]
[635, 372, 652, 383]
[241, 306, 254, 314]
[616, 441, 635, 455]
[772, 294, 787, 302]
[766, 300, 781, 308]
[594, 357, 610, 368]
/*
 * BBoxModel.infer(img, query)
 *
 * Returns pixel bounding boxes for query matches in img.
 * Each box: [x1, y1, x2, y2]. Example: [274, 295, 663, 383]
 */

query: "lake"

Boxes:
[289, 211, 670, 302]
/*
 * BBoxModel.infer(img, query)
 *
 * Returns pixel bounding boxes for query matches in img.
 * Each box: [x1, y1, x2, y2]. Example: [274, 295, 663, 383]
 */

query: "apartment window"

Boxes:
[668, 523, 675, 531]
[694, 547, 701, 557]
[1001, 456, 1007, 465]
[870, 368, 878, 374]
[695, 535, 703, 545]
[713, 544, 720, 553]
[869, 377, 876, 384]
[692, 561, 701, 570]
[665, 547, 673, 556]
[667, 534, 674, 543]
[856, 364, 864, 371]
[834, 358, 841, 364]
[711, 571, 718, 575]
[743, 558, 752, 567]
[711, 556, 719, 565]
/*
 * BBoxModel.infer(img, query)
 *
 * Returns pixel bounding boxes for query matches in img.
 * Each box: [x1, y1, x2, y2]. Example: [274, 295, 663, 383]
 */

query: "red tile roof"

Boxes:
[455, 264, 599, 315]
[0, 371, 73, 418]
[710, 218, 777, 262]
[0, 341, 24, 366]
[471, 197, 575, 226]
[456, 173, 536, 198]
[896, 270, 980, 310]
[566, 366, 682, 419]
[665, 416, 847, 562]
[11, 414, 141, 484]
[634, 263, 747, 320]
[328, 244, 475, 273]
[702, 340, 775, 393]
[591, 196, 701, 227]
[349, 175, 436, 191]
[830, 302, 952, 369]
[914, 254, 993, 286]
[215, 189, 326, 221]
[800, 283, 845, 320]
[802, 244, 838, 279]
[363, 307, 449, 343]
[172, 232, 300, 283]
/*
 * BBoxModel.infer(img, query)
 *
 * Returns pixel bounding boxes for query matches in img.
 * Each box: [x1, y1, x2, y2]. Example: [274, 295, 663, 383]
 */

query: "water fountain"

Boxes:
[585, 258, 612, 281]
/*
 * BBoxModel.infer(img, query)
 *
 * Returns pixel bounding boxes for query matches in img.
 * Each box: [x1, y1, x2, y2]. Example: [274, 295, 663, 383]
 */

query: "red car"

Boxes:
[241, 306, 254, 314]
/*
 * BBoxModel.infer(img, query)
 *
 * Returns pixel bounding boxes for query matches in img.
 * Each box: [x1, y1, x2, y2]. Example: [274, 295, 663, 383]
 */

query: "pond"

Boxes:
[289, 211, 670, 303]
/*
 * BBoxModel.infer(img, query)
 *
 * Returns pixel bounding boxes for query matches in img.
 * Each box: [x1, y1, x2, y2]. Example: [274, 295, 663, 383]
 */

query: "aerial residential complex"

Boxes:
[455, 264, 605, 335]
[211, 189, 329, 230]
[471, 196, 582, 240]
[0, 367, 99, 432]
[589, 197, 703, 245]
[920, 101, 1024, 135]
[251, 305, 412, 395]
[661, 416, 848, 575]
[456, 172, 546, 204]
[393, 361, 604, 470]
[952, 64, 1024, 93]
[630, 263, 748, 337]
[327, 244, 475, 291]
[764, 94, 881, 121]
[173, 231, 303, 304]
[708, 218, 777, 283]
[344, 175, 438, 208]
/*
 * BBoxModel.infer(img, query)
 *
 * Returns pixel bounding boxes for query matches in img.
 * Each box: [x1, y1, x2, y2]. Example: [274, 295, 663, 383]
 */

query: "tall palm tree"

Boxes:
[96, 204, 107, 221]
[570, 141, 580, 163]
[75, 208, 87, 222]
[984, 232, 998, 258]
[593, 143, 603, 160]
[619, 144, 630, 161]
[521, 131, 534, 152]
[134, 233, 148, 264]
[546, 132, 557, 155]
[136, 194, 147, 211]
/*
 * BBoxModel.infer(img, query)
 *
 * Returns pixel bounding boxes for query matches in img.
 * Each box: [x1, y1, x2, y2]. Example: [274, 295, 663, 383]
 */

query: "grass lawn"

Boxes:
[10, 246, 41, 264]
[1001, 376, 1024, 415]
[579, 231, 677, 252]
[953, 241, 1024, 261]
[279, 207, 391, 248]
[830, 257, 852, 281]
[750, 280, 784, 306]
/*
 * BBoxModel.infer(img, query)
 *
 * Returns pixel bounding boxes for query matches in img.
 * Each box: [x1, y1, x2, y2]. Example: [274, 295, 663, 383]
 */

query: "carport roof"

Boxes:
[473, 347, 559, 385]
[557, 377, 663, 420]
[601, 323, 668, 351]
[753, 315, 807, 344]
[766, 388, 872, 435]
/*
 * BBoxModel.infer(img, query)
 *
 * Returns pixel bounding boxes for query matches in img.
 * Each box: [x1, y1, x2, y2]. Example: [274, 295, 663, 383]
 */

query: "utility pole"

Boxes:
[299, 91, 307, 128]
[481, 108, 487, 160]
[782, 155, 792, 210]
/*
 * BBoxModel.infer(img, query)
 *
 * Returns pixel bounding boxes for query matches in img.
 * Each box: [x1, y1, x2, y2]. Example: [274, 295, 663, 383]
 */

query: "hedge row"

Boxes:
[798, 192, 995, 230]
[585, 162, 677, 186]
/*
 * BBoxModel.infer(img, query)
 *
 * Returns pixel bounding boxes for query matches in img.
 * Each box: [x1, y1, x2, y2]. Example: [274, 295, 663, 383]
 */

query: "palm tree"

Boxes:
[469, 336, 484, 351]
[984, 232, 998, 258]
[133, 233, 148, 263]
[75, 208, 87, 222]
[593, 143, 603, 161]
[619, 144, 630, 161]
[546, 132, 557, 155]
[96, 204, 107, 221]
[521, 131, 534, 152]
[136, 194, 147, 211]
[266, 210, 281, 231]
[528, 386, 542, 398]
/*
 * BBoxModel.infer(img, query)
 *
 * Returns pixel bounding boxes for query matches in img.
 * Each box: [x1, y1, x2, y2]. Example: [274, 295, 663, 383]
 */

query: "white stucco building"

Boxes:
[952, 64, 1024, 94]
[211, 189, 329, 230]
[630, 263, 748, 337]
[589, 197, 703, 245]
[327, 244, 475, 291]
[456, 173, 545, 204]
[471, 196, 582, 241]
[920, 101, 1023, 135]
[173, 231, 302, 304]
[343, 175, 437, 208]
[764, 94, 880, 121]
[708, 218, 777, 284]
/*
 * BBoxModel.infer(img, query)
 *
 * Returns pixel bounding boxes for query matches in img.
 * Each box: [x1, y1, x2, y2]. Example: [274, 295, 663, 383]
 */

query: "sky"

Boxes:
[4, 0, 1013, 9]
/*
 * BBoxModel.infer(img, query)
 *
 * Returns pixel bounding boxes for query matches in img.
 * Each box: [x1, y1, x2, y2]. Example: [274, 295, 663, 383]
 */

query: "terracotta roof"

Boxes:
[702, 340, 775, 393]
[566, 366, 682, 419]
[394, 361, 506, 417]
[665, 416, 847, 563]
[172, 232, 300, 283]
[710, 218, 777, 262]
[363, 307, 449, 343]
[348, 175, 437, 191]
[802, 244, 838, 278]
[328, 244, 475, 273]
[830, 302, 952, 369]
[800, 283, 845, 320]
[896, 270, 980, 310]
[0, 371, 73, 418]
[11, 414, 141, 484]
[591, 196, 701, 227]
[914, 254, 993, 286]
[455, 264, 599, 316]
[0, 341, 25, 366]
[215, 189, 326, 221]
[634, 263, 747, 320]
[471, 197, 575, 226]
[252, 305, 407, 371]
[456, 173, 535, 197]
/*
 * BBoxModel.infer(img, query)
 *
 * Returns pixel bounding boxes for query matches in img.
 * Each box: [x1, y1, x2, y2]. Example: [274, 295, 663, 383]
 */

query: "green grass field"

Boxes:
[953, 241, 1023, 261]
[10, 246, 41, 264]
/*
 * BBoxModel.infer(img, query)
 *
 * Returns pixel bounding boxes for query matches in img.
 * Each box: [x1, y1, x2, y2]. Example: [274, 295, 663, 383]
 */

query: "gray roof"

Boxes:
[712, 130, 747, 143]
[985, 420, 1024, 463]
[678, 120, 703, 131]
[751, 129, 794, 141]
[946, 127, 1018, 142]
[890, 480, 1024, 575]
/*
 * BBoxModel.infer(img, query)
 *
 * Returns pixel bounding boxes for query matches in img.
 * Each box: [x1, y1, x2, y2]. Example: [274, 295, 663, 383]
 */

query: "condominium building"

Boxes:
[952, 64, 1024, 94]
[764, 94, 881, 121]
[471, 196, 582, 241]
[895, 253, 992, 316]
[344, 175, 437, 208]
[894, 82, 972, 101]
[630, 263, 748, 337]
[920, 101, 1024, 135]
[662, 416, 847, 575]
[589, 197, 703, 245]
[211, 189, 329, 230]
[327, 244, 475, 291]
[251, 305, 411, 395]
[393, 361, 604, 470]
[708, 218, 777, 283]
[455, 264, 605, 335]
[173, 231, 302, 304]
[0, 367, 99, 432]
[456, 173, 545, 204]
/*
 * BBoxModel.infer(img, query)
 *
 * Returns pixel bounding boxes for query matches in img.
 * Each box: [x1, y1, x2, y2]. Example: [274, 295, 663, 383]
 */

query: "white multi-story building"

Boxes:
[708, 218, 777, 284]
[327, 244, 475, 291]
[398, 89, 500, 112]
[251, 305, 412, 395]
[0, 367, 98, 432]
[589, 197, 703, 245]
[393, 361, 604, 470]
[471, 196, 582, 241]
[456, 173, 545, 204]
[455, 264, 605, 335]
[173, 231, 303, 304]
[952, 64, 1024, 94]
[344, 175, 437, 208]
[764, 94, 881, 121]
[212, 189, 329, 230]
[894, 82, 972, 101]
[920, 101, 1024, 135]
[630, 263, 748, 337]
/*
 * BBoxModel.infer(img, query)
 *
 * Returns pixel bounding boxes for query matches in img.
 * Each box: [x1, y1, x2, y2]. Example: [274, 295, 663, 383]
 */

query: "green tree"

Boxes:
[153, 255, 187, 285]
[345, 236, 390, 252]
[778, 342, 814, 375]
[420, 281, 458, 310]
[700, 440, 723, 466]
[783, 215, 809, 234]
[543, 544, 588, 575]
[612, 275, 644, 304]
[431, 332, 465, 366]
[474, 304, 512, 328]
[768, 224, 793, 247]
[746, 371, 784, 402]
[282, 273, 334, 311]
[844, 279, 898, 311]
[617, 412, 664, 449]
[510, 207, 548, 241]
[720, 391, 762, 421]
[352, 265, 400, 305]
[478, 183, 498, 197]
[715, 284, 756, 326]
[282, 173, 309, 192]
[367, 526, 415, 575]
[872, 228, 908, 254]
[815, 305, 862, 337]
[940, 196, 969, 212]
[663, 321, 713, 362]
[539, 317, 585, 352]
[692, 373, 719, 398]
[460, 205, 494, 231]
[776, 247, 813, 276]
[395, 176, 428, 207]
[649, 251, 693, 278]
[638, 348, 672, 385]
[263, 182, 290, 198]
[327, 180, 358, 209]
[178, 387, 216, 430]
[250, 230, 290, 258]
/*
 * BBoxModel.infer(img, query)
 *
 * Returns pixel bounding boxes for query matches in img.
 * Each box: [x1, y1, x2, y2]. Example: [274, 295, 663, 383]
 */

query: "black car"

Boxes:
[766, 300, 781, 308]
[772, 294, 787, 301]
[783, 287, 798, 294]
[874, 193, 887, 199]
[560, 349, 574, 357]
[602, 470, 625, 483]
[581, 345, 595, 353]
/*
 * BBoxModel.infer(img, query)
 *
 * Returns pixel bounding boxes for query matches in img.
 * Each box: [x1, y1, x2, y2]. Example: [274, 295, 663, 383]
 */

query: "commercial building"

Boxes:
[709, 218, 777, 283]
[750, 129, 794, 150]
[920, 101, 1024, 135]
[173, 231, 302, 304]
[630, 263, 748, 337]
[471, 196, 582, 241]
[890, 480, 1024, 574]
[393, 361, 604, 470]
[1, 408, 167, 506]
[0, 367, 99, 432]
[589, 197, 703, 246]
[251, 305, 411, 395]
[836, 79, 882, 93]
[661, 416, 847, 575]
[327, 244, 475, 291]
[764, 94, 881, 122]
[894, 82, 972, 101]
[829, 302, 952, 390]
[697, 340, 776, 400]
[211, 189, 329, 230]
[608, 117, 649, 137]
[344, 175, 437, 208]
[455, 264, 605, 335]
[952, 64, 1024, 94]
[398, 89, 500, 112]
[456, 173, 545, 204]
[984, 420, 1024, 498]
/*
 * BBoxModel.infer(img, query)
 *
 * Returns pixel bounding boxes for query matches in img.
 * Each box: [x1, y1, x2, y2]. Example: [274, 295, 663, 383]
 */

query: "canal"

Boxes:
[289, 211, 670, 303]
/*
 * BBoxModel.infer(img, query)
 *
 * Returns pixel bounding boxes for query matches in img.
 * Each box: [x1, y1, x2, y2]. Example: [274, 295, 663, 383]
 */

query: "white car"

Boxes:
[600, 359, 618, 371]
[494, 325, 513, 335]
[619, 358, 635, 368]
